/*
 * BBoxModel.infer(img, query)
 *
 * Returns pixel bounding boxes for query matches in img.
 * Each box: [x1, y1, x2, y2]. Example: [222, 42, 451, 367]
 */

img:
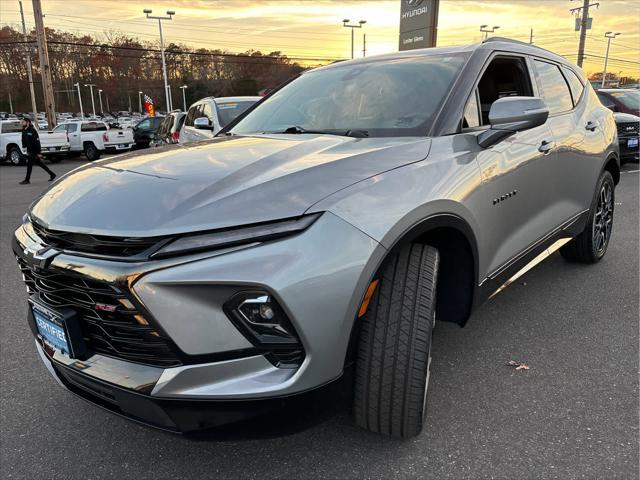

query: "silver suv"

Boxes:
[13, 38, 619, 437]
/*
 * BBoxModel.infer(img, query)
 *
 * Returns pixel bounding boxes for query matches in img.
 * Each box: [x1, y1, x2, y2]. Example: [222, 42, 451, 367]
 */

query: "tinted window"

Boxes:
[231, 54, 469, 137]
[2, 121, 23, 133]
[609, 91, 640, 110]
[81, 122, 98, 132]
[95, 123, 107, 132]
[175, 114, 186, 131]
[216, 101, 256, 128]
[185, 104, 202, 127]
[562, 67, 584, 106]
[534, 60, 573, 114]
[136, 119, 151, 129]
[66, 123, 78, 133]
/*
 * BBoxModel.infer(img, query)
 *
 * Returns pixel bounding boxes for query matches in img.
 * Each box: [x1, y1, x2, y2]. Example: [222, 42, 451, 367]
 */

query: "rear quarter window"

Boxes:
[1, 121, 22, 133]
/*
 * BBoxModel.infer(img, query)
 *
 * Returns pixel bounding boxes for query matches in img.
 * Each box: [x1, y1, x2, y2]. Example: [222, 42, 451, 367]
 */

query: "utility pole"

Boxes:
[32, 0, 56, 129]
[179, 85, 187, 111]
[529, 28, 534, 44]
[144, 9, 175, 113]
[19, 1, 38, 124]
[602, 31, 621, 88]
[342, 19, 366, 59]
[84, 84, 96, 117]
[570, 0, 600, 67]
[73, 82, 83, 117]
[362, 33, 367, 57]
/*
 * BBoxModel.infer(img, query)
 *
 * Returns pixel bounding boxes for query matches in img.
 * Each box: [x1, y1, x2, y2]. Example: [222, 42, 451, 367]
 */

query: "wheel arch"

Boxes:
[344, 213, 479, 367]
[603, 152, 620, 185]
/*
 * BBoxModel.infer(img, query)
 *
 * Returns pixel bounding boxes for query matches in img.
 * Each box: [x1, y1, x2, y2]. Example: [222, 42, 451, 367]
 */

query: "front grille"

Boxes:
[17, 256, 181, 368]
[31, 221, 163, 258]
[617, 121, 639, 136]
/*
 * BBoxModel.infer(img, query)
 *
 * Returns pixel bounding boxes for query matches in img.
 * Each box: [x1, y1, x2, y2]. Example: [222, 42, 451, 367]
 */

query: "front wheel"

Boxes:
[560, 170, 615, 263]
[353, 243, 439, 438]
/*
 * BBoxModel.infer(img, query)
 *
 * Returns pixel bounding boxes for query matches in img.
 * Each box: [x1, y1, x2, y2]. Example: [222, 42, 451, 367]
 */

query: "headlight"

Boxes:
[151, 213, 321, 258]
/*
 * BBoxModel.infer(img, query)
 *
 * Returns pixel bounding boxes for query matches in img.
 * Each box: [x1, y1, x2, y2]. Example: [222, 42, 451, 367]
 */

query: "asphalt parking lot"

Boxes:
[0, 157, 638, 479]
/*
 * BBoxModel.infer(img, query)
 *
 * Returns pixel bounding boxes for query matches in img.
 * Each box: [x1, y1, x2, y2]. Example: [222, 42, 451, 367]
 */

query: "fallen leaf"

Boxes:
[507, 360, 530, 371]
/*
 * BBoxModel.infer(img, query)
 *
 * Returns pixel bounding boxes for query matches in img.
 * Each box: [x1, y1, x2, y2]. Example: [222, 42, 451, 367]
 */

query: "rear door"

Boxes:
[66, 123, 82, 150]
[532, 59, 599, 223]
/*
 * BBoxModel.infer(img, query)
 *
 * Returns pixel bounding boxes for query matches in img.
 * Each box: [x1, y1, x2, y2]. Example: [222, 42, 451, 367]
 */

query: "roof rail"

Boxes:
[482, 36, 564, 59]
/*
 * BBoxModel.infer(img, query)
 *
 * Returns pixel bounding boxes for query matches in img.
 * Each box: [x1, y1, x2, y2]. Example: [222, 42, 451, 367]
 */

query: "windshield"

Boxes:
[230, 54, 468, 137]
[610, 91, 640, 110]
[216, 101, 256, 127]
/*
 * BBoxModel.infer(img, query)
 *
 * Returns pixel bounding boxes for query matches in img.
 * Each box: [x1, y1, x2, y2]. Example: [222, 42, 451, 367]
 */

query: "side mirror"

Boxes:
[194, 117, 213, 130]
[478, 96, 549, 148]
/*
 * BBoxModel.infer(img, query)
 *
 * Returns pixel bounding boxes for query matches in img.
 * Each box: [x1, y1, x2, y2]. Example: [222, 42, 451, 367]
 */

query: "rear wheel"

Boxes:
[560, 170, 615, 263]
[353, 243, 439, 438]
[84, 143, 100, 161]
[8, 146, 23, 165]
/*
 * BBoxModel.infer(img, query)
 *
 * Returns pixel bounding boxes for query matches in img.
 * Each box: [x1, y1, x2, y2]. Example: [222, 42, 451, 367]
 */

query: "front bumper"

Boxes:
[15, 212, 384, 427]
[619, 136, 639, 160]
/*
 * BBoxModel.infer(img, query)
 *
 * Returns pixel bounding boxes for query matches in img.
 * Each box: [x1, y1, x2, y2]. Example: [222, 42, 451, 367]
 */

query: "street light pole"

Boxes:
[84, 83, 96, 117]
[179, 85, 187, 111]
[342, 19, 366, 59]
[138, 91, 143, 114]
[602, 31, 621, 89]
[144, 9, 175, 113]
[480, 25, 500, 40]
[74, 82, 84, 118]
[98, 89, 104, 114]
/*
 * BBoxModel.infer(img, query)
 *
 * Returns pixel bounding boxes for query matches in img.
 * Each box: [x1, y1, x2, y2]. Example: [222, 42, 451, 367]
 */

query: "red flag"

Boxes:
[144, 94, 155, 117]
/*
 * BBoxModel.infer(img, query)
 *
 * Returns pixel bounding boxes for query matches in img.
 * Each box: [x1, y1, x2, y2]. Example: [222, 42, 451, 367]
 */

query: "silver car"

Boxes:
[13, 38, 619, 437]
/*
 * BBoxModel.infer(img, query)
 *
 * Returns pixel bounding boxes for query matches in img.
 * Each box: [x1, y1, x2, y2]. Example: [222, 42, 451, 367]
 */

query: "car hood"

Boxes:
[30, 134, 431, 237]
[614, 112, 640, 123]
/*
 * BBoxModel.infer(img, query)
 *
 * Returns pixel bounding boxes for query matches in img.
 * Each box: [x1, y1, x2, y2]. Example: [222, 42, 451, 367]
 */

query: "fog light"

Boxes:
[225, 291, 300, 346]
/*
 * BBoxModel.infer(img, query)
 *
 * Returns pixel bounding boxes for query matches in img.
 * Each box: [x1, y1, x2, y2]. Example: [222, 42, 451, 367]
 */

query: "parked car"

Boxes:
[179, 96, 260, 144]
[0, 120, 68, 165]
[13, 38, 619, 438]
[52, 120, 134, 161]
[596, 89, 640, 116]
[150, 111, 186, 147]
[614, 112, 639, 163]
[132, 116, 164, 149]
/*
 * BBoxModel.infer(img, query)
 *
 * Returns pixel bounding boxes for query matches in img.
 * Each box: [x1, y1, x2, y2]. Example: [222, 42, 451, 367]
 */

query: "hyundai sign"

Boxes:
[399, 0, 440, 50]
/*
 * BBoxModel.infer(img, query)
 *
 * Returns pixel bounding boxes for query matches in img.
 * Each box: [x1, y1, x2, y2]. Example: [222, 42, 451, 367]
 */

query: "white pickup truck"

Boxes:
[0, 120, 70, 165]
[53, 120, 134, 161]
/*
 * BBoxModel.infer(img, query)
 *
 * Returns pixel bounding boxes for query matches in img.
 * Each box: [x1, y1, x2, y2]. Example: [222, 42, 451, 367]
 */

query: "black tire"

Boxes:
[560, 170, 615, 263]
[354, 243, 439, 438]
[84, 143, 100, 161]
[8, 146, 23, 165]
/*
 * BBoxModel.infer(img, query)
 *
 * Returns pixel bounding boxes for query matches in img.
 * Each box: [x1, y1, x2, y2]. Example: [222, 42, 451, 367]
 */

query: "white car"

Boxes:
[179, 96, 260, 145]
[53, 120, 134, 161]
[0, 120, 69, 165]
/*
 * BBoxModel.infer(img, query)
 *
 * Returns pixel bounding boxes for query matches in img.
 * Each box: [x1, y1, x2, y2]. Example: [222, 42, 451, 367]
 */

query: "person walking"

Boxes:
[19, 116, 56, 185]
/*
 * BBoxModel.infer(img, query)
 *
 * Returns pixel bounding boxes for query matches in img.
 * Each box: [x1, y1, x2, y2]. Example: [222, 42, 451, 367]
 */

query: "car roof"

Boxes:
[313, 37, 575, 72]
[598, 88, 638, 93]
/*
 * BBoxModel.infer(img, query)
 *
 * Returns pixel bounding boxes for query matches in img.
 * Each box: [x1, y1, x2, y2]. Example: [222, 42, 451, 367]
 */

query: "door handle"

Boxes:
[585, 121, 598, 132]
[538, 139, 554, 154]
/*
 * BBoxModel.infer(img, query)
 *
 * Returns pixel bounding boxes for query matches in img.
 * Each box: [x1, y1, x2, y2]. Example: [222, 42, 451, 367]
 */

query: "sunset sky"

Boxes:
[1, 0, 639, 76]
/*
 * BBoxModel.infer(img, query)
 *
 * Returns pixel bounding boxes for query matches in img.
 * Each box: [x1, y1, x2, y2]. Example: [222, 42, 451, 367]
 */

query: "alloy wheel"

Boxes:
[592, 181, 613, 255]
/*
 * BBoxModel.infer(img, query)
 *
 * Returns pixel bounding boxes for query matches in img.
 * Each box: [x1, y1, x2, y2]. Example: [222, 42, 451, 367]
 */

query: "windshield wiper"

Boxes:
[271, 126, 369, 138]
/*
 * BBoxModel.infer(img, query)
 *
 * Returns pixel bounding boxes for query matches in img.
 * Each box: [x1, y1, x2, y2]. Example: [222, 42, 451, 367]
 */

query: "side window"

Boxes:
[202, 103, 215, 123]
[137, 119, 151, 129]
[95, 123, 107, 132]
[81, 122, 96, 132]
[66, 123, 78, 133]
[562, 67, 585, 106]
[53, 124, 66, 133]
[462, 89, 481, 129]
[476, 56, 533, 125]
[533, 60, 574, 114]
[185, 105, 200, 127]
